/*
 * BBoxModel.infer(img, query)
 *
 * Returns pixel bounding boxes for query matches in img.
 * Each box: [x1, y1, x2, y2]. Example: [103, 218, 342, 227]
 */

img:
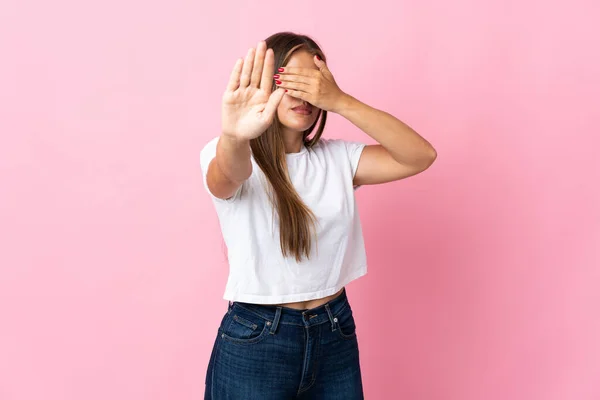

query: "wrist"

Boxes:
[332, 92, 356, 115]
[221, 133, 251, 148]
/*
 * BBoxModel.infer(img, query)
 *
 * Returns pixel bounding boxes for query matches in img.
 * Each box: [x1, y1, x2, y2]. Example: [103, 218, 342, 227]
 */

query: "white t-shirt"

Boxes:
[199, 136, 368, 304]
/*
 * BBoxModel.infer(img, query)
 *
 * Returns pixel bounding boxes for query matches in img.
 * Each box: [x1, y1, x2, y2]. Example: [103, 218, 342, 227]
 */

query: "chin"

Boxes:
[287, 116, 318, 129]
[281, 121, 315, 132]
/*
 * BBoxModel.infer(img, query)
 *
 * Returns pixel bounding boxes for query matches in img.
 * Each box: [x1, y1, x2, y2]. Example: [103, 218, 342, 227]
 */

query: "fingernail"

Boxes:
[278, 67, 284, 72]
[273, 74, 280, 78]
[275, 80, 282, 85]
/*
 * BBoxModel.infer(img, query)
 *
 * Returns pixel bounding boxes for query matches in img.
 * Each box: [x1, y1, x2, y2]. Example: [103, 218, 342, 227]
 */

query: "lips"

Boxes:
[292, 105, 312, 114]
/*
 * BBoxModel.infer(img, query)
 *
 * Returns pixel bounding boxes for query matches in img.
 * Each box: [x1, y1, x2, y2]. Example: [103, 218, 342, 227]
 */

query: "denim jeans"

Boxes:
[204, 287, 364, 399]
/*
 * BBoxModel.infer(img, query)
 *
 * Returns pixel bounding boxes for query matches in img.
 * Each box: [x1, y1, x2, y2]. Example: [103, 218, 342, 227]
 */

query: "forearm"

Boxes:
[216, 134, 253, 184]
[335, 93, 437, 167]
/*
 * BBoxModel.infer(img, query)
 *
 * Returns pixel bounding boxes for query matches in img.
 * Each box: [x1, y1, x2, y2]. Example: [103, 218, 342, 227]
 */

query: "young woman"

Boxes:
[201, 32, 437, 399]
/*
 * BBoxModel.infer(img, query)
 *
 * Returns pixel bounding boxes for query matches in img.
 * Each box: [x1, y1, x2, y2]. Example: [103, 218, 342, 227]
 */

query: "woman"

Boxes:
[201, 32, 437, 399]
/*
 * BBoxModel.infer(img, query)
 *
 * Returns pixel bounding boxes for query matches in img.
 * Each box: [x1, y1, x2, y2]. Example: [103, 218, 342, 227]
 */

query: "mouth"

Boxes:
[292, 105, 313, 115]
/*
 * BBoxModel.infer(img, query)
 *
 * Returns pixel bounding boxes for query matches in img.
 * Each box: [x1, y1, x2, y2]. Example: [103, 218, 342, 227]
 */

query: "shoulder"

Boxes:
[200, 136, 220, 158]
[314, 137, 342, 148]
[313, 137, 367, 158]
[311, 137, 347, 155]
[313, 137, 367, 179]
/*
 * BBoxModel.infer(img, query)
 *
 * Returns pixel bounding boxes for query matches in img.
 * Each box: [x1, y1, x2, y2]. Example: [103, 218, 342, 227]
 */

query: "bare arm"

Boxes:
[273, 57, 436, 187]
[206, 136, 252, 200]
[205, 40, 285, 201]
[335, 94, 437, 186]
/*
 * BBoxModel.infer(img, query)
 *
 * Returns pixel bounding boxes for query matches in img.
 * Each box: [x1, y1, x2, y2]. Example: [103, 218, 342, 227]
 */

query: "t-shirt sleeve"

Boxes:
[199, 136, 242, 203]
[341, 140, 367, 190]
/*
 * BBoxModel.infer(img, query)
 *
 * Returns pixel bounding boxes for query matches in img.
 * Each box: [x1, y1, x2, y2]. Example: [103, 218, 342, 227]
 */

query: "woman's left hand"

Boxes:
[275, 55, 348, 113]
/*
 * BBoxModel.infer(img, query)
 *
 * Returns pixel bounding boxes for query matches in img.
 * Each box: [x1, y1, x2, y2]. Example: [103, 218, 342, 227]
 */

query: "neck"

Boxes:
[281, 131, 305, 153]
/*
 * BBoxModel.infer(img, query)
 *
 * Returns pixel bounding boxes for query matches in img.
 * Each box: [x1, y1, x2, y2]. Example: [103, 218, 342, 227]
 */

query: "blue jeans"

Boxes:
[204, 287, 364, 399]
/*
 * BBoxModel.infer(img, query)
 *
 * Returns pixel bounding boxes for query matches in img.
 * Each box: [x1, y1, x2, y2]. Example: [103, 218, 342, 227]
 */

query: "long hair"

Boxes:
[250, 32, 328, 263]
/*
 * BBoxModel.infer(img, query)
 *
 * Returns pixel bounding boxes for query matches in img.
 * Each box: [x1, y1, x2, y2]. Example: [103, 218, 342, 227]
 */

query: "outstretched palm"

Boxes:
[222, 41, 285, 141]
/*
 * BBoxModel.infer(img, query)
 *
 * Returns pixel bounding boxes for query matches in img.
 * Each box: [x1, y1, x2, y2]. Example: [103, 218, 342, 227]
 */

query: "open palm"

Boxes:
[221, 41, 285, 141]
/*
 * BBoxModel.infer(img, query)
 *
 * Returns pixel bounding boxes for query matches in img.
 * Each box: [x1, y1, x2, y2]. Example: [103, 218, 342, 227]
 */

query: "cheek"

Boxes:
[280, 94, 293, 107]
[276, 95, 293, 119]
[276, 103, 286, 121]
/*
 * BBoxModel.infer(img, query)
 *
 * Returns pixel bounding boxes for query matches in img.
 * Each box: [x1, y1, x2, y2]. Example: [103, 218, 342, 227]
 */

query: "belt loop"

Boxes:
[324, 303, 336, 332]
[270, 306, 282, 335]
[227, 301, 233, 313]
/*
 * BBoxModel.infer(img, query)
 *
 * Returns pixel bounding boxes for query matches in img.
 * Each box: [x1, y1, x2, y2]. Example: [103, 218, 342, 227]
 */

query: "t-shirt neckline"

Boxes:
[285, 145, 308, 157]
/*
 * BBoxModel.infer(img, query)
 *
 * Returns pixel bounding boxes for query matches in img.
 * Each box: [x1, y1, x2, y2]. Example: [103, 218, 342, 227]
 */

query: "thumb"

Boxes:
[314, 55, 328, 72]
[263, 88, 286, 122]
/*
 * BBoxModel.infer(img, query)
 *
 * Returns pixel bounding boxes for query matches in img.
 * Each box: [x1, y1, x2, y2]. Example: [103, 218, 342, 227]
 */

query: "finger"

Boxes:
[313, 54, 329, 72]
[284, 89, 308, 101]
[239, 47, 255, 88]
[276, 81, 311, 92]
[262, 88, 286, 121]
[260, 48, 275, 92]
[276, 74, 313, 85]
[278, 66, 318, 77]
[226, 58, 244, 92]
[250, 41, 266, 88]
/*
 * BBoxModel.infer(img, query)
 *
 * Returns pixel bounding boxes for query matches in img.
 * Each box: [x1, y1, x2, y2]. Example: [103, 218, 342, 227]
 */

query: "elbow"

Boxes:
[429, 147, 438, 164]
[420, 146, 437, 170]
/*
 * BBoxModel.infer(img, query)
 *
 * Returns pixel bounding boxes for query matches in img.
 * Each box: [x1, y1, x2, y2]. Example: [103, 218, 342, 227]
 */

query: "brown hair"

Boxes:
[250, 32, 327, 262]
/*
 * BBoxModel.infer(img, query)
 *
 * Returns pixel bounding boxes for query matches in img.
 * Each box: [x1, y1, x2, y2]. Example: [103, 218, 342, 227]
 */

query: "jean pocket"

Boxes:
[219, 304, 271, 345]
[334, 304, 357, 340]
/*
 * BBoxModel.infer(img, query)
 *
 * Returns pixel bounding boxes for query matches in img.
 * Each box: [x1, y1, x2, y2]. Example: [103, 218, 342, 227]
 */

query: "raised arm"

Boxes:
[206, 40, 285, 200]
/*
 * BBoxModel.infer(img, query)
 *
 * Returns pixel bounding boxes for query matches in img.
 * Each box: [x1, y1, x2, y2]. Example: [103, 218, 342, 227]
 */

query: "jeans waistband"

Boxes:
[228, 287, 350, 328]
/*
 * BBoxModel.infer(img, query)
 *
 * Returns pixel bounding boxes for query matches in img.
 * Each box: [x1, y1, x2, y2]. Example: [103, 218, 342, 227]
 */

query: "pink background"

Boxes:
[1, 1, 599, 399]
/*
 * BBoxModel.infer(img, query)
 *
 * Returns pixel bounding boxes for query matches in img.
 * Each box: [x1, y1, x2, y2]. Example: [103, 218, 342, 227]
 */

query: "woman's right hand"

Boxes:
[221, 41, 286, 141]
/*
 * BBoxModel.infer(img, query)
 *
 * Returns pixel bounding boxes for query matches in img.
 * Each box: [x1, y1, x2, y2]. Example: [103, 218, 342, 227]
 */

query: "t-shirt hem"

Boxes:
[222, 266, 367, 304]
